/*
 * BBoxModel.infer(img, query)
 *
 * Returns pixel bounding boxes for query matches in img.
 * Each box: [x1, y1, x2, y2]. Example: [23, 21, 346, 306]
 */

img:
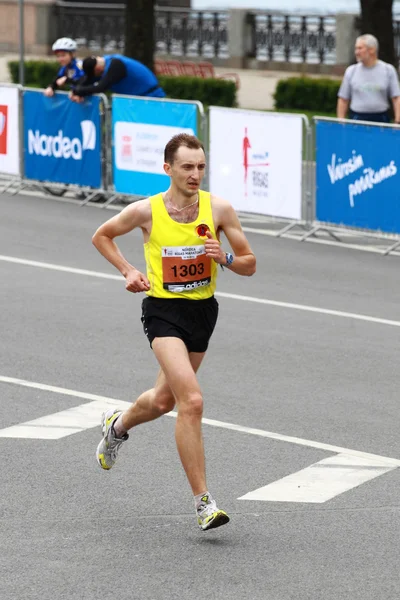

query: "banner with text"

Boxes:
[0, 86, 20, 175]
[316, 120, 400, 233]
[209, 107, 303, 218]
[23, 91, 102, 187]
[112, 96, 198, 195]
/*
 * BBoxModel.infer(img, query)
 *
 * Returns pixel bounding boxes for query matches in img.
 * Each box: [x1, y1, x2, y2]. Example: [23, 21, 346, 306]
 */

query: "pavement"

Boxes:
[1, 190, 400, 600]
[0, 52, 335, 111]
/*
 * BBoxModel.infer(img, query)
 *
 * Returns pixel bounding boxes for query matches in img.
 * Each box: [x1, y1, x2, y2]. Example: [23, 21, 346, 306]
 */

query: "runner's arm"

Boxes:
[207, 199, 256, 276]
[92, 200, 150, 277]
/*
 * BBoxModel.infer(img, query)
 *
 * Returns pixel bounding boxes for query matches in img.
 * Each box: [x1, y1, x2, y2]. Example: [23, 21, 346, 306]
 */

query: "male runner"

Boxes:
[93, 133, 256, 531]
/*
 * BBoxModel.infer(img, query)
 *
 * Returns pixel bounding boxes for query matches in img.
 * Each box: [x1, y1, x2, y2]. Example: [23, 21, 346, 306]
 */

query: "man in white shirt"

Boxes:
[337, 34, 400, 123]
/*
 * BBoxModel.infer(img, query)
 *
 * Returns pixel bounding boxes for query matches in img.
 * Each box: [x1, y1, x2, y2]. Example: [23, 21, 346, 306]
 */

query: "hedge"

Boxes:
[274, 77, 341, 113]
[8, 60, 59, 89]
[8, 60, 237, 108]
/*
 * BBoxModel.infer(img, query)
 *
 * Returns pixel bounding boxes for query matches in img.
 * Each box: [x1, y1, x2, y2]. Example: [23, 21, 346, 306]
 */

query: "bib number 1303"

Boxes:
[162, 245, 211, 292]
[171, 262, 205, 278]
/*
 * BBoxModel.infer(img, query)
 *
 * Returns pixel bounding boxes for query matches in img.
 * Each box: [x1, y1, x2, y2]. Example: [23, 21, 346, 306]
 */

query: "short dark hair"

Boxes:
[82, 56, 97, 78]
[164, 133, 204, 165]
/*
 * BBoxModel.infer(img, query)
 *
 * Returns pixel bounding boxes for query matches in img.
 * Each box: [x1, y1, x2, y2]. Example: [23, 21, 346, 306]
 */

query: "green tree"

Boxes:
[124, 0, 156, 71]
[360, 0, 396, 65]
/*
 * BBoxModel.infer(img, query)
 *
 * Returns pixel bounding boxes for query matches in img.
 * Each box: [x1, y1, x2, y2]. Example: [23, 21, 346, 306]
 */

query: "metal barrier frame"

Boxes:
[306, 116, 400, 255]
[3, 88, 110, 204]
[4, 86, 400, 258]
[206, 107, 312, 234]
[273, 111, 313, 236]
[104, 94, 207, 209]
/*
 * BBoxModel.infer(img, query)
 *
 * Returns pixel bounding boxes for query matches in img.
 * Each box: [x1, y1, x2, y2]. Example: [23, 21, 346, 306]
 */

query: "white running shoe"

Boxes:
[196, 494, 230, 531]
[96, 409, 128, 470]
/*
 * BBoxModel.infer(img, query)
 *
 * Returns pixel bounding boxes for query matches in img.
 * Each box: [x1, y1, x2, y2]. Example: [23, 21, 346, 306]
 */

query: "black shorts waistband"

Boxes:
[144, 295, 216, 306]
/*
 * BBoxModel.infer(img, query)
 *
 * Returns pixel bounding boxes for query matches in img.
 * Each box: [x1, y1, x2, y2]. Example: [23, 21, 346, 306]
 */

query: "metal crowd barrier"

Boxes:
[1, 87, 110, 202]
[206, 106, 310, 228]
[273, 112, 313, 236]
[301, 117, 400, 255]
[102, 94, 208, 209]
[0, 83, 23, 194]
[3, 85, 400, 256]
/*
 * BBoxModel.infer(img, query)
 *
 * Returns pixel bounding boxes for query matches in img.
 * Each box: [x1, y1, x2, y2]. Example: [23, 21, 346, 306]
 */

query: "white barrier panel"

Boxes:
[0, 86, 20, 176]
[209, 107, 303, 219]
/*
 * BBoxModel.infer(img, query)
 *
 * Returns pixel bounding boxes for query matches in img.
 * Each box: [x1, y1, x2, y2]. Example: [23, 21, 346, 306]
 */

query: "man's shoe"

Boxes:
[96, 409, 128, 470]
[196, 494, 230, 531]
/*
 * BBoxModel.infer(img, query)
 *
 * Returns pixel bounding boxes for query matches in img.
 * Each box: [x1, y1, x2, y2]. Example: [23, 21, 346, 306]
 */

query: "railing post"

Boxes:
[267, 15, 273, 61]
[166, 10, 172, 55]
[283, 15, 290, 62]
[197, 12, 203, 57]
[181, 13, 188, 56]
[301, 16, 307, 63]
[213, 12, 220, 58]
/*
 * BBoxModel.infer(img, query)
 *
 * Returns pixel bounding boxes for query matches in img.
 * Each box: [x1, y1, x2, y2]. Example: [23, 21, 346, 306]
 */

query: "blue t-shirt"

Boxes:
[103, 54, 165, 97]
[57, 58, 84, 87]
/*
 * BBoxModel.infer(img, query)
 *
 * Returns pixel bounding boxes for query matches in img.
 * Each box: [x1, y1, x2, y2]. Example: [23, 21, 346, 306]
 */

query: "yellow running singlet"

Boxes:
[144, 190, 218, 300]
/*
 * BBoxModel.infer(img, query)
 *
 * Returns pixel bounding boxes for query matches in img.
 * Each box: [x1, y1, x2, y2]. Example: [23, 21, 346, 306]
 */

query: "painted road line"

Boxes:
[0, 255, 122, 280]
[1, 254, 400, 328]
[1, 376, 400, 468]
[1, 376, 398, 502]
[238, 453, 396, 503]
[0, 399, 132, 439]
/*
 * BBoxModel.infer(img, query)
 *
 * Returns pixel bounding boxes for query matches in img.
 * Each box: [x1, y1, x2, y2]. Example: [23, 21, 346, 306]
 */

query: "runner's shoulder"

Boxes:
[121, 196, 152, 225]
[210, 193, 235, 215]
[209, 194, 236, 231]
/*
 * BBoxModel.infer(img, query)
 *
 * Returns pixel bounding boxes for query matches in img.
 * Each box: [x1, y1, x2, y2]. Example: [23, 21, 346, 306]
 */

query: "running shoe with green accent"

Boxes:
[96, 409, 129, 470]
[196, 494, 230, 531]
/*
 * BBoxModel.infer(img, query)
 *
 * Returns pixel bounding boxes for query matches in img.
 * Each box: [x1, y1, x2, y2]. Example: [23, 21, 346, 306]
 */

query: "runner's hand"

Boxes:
[204, 230, 225, 264]
[125, 268, 150, 293]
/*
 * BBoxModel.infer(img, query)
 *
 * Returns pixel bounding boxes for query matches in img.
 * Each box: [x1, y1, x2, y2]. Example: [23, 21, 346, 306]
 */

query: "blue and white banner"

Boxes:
[112, 97, 198, 195]
[23, 91, 102, 187]
[316, 119, 400, 233]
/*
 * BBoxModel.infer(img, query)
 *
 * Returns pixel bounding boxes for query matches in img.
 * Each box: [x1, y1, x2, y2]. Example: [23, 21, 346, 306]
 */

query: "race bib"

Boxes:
[162, 245, 211, 293]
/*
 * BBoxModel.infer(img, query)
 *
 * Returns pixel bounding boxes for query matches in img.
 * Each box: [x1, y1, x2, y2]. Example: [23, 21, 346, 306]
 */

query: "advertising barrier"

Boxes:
[315, 118, 400, 234]
[0, 85, 21, 176]
[23, 90, 102, 188]
[112, 96, 201, 196]
[209, 106, 304, 219]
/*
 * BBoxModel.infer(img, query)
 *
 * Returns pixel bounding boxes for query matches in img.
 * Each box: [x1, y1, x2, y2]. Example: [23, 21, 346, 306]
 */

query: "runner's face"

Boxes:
[166, 146, 206, 197]
[55, 51, 73, 67]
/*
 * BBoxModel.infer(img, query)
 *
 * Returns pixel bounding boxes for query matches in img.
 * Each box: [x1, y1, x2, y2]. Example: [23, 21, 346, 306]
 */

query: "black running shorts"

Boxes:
[141, 296, 219, 353]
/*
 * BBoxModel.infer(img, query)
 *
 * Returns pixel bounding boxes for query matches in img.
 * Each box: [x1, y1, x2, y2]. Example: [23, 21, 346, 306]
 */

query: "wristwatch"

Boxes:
[225, 252, 234, 266]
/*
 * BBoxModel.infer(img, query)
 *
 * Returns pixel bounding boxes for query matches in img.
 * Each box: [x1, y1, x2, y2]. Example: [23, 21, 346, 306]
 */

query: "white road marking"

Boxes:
[238, 453, 396, 503]
[1, 376, 398, 502]
[5, 187, 399, 254]
[0, 255, 122, 280]
[1, 254, 399, 328]
[1, 375, 399, 467]
[0, 399, 130, 439]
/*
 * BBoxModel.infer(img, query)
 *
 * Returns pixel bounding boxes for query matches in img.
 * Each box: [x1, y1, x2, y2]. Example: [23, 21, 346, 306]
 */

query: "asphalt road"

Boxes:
[1, 192, 400, 600]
